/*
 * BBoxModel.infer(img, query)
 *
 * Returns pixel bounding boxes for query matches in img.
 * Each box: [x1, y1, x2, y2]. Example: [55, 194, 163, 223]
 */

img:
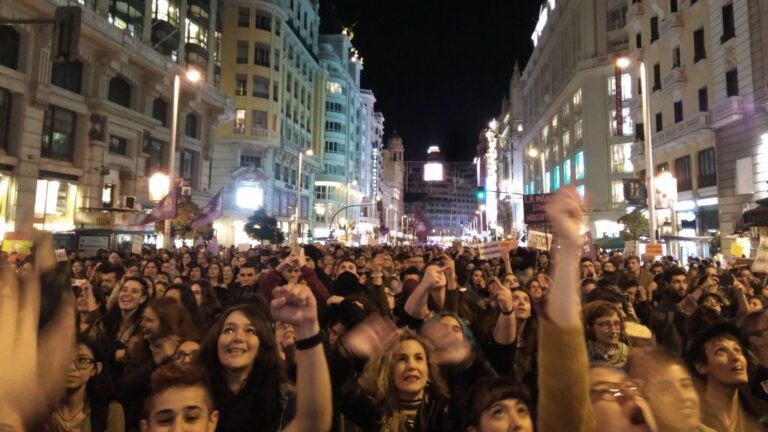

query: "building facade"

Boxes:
[404, 155, 477, 239]
[707, 0, 768, 241]
[0, 0, 229, 251]
[478, 63, 526, 238]
[518, 0, 634, 237]
[380, 135, 404, 240]
[211, 0, 323, 246]
[625, 0, 719, 257]
[313, 31, 376, 243]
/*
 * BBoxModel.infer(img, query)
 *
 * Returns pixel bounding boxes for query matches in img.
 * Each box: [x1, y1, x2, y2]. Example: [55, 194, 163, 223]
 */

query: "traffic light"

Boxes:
[52, 7, 81, 63]
[476, 186, 486, 202]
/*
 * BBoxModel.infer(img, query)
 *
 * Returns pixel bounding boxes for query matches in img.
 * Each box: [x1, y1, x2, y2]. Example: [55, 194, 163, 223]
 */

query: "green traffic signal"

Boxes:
[476, 187, 486, 201]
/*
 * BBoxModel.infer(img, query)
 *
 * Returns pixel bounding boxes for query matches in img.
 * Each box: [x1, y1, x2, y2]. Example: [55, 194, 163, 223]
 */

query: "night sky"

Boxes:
[320, 0, 544, 162]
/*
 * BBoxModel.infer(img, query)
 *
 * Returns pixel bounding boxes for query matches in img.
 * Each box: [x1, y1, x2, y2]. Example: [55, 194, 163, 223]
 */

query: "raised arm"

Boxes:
[537, 186, 597, 432]
[492, 283, 517, 345]
[403, 264, 446, 320]
[271, 282, 332, 432]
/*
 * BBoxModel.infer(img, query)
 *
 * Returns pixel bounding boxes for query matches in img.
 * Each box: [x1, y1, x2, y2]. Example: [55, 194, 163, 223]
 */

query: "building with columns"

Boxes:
[0, 0, 229, 250]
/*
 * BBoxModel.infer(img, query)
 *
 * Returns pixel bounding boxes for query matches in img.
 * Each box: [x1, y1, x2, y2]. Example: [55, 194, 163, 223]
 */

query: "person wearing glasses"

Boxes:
[537, 186, 658, 432]
[584, 301, 630, 369]
[39, 334, 125, 432]
[172, 339, 202, 364]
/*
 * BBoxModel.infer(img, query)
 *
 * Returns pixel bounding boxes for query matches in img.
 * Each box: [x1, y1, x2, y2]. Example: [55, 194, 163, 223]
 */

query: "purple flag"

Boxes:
[191, 188, 224, 228]
[140, 187, 177, 225]
[411, 205, 432, 244]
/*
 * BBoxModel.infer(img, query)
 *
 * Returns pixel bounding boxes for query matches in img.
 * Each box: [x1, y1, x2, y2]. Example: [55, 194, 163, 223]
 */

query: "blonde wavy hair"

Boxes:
[358, 328, 449, 431]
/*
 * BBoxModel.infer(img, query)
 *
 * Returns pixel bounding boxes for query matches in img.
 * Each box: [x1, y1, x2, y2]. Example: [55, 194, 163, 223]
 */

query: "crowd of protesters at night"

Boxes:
[1, 186, 768, 431]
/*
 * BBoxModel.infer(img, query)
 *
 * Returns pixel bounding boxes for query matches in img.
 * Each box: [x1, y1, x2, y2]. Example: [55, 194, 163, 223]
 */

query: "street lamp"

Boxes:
[148, 172, 170, 203]
[616, 56, 657, 242]
[163, 67, 201, 248]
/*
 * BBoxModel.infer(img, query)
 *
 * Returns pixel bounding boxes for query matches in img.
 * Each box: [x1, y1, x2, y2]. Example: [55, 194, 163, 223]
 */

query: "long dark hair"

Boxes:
[104, 276, 149, 337]
[76, 333, 117, 404]
[198, 304, 287, 427]
[164, 283, 204, 329]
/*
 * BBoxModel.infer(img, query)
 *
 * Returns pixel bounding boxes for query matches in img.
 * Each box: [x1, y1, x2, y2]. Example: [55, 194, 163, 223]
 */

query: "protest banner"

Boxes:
[478, 241, 502, 260]
[523, 193, 553, 229]
[528, 231, 552, 251]
[753, 237, 768, 273]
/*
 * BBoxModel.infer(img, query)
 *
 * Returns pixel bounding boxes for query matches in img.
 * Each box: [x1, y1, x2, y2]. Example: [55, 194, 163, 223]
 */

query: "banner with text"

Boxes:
[523, 193, 553, 230]
[753, 237, 768, 273]
[478, 241, 502, 260]
[528, 231, 553, 251]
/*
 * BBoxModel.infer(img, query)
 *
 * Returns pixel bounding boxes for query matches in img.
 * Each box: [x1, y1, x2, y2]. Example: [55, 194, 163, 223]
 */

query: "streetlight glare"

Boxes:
[527, 147, 539, 158]
[305, 149, 314, 156]
[615, 57, 631, 69]
[186, 68, 202, 83]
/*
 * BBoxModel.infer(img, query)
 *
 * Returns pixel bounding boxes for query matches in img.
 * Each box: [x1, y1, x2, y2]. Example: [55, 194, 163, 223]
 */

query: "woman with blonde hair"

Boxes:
[339, 326, 450, 431]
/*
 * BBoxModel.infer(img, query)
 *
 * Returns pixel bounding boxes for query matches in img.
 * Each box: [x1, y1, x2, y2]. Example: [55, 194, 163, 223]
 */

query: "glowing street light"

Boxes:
[148, 172, 170, 203]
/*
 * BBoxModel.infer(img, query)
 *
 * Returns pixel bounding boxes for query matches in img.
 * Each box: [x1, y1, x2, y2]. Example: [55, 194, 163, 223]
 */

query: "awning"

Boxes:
[594, 236, 625, 249]
[743, 197, 768, 227]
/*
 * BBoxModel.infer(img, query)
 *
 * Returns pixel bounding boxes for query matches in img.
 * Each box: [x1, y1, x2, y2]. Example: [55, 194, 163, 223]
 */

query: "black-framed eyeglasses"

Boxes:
[72, 357, 96, 370]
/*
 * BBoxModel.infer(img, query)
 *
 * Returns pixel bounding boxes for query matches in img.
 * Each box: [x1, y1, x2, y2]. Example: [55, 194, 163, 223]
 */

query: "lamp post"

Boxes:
[617, 57, 657, 243]
[163, 68, 201, 249]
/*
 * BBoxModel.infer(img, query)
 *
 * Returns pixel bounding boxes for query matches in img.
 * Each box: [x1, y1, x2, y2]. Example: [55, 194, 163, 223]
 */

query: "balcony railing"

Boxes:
[653, 111, 711, 147]
[662, 66, 686, 90]
[251, 127, 269, 137]
[233, 126, 246, 135]
[661, 12, 684, 37]
[712, 96, 749, 127]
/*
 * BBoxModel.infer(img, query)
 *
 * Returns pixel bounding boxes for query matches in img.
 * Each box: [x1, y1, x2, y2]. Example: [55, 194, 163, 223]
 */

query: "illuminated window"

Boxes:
[234, 109, 246, 133]
[544, 171, 551, 193]
[573, 89, 582, 106]
[609, 108, 634, 136]
[33, 179, 78, 230]
[185, 19, 208, 49]
[575, 119, 583, 143]
[576, 184, 585, 198]
[611, 143, 634, 173]
[562, 131, 570, 154]
[552, 115, 558, 131]
[612, 180, 625, 203]
[326, 81, 342, 94]
[553, 165, 561, 190]
[575, 151, 585, 180]
[153, 0, 179, 26]
[608, 73, 632, 100]
[563, 159, 572, 184]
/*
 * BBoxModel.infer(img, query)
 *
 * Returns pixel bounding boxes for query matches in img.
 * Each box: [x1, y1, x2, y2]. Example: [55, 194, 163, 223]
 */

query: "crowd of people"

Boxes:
[1, 185, 768, 431]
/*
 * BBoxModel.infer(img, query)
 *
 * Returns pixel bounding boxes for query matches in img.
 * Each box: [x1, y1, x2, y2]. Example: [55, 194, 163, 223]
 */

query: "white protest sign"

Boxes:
[55, 248, 68, 262]
[131, 235, 144, 255]
[528, 231, 553, 251]
[478, 241, 501, 260]
[753, 237, 768, 273]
